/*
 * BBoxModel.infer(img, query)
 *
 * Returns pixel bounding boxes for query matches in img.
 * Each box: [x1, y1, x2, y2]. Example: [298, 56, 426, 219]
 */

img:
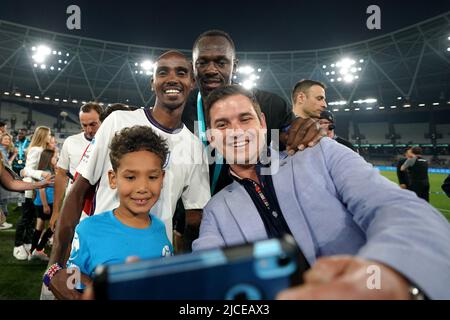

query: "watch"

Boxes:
[409, 285, 426, 300]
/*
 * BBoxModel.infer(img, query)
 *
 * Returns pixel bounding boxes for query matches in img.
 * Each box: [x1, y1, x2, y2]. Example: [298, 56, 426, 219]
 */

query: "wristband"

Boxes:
[43, 263, 64, 288]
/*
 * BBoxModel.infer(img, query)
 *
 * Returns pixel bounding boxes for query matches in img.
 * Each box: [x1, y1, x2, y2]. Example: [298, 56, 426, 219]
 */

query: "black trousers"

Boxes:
[14, 198, 36, 247]
[409, 183, 430, 202]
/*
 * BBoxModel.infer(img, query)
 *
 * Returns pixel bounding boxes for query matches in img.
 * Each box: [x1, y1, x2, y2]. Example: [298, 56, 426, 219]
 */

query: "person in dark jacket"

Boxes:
[401, 147, 430, 202]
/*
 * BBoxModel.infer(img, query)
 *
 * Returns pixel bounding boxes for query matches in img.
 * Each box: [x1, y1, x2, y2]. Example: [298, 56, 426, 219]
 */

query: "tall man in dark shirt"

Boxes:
[401, 147, 430, 201]
[176, 30, 324, 250]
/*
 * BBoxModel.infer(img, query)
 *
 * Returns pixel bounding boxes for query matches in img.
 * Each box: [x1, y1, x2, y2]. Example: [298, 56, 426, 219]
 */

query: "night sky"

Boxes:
[0, 0, 449, 51]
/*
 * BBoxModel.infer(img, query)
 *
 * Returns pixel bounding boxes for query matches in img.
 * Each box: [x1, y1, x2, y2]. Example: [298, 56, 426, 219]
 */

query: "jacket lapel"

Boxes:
[224, 182, 268, 243]
[270, 156, 317, 265]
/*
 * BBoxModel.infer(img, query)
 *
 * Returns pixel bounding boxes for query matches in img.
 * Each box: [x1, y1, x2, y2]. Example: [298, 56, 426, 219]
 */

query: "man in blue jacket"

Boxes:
[193, 84, 450, 299]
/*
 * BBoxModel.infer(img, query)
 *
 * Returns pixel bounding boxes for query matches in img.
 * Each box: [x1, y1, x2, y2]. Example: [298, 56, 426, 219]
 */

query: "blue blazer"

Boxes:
[193, 138, 450, 299]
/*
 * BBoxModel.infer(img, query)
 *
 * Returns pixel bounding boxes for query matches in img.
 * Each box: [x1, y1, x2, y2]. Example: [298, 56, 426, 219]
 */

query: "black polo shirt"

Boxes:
[230, 164, 292, 239]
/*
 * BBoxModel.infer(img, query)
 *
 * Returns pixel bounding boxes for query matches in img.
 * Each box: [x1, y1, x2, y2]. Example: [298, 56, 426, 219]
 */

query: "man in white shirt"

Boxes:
[47, 50, 211, 300]
[50, 103, 103, 231]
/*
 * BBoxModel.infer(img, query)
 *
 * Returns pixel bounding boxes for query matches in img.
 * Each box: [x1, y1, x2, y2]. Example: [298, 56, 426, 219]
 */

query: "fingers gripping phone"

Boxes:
[93, 235, 309, 300]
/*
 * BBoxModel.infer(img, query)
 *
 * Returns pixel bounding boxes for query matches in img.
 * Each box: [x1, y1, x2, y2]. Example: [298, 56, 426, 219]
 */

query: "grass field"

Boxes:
[0, 173, 449, 299]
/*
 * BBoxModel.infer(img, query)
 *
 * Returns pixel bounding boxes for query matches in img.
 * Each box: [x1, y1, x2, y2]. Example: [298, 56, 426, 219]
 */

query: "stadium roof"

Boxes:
[0, 11, 449, 112]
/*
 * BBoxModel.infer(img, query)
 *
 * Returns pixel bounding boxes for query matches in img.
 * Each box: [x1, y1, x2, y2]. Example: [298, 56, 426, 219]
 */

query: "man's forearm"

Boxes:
[49, 177, 91, 265]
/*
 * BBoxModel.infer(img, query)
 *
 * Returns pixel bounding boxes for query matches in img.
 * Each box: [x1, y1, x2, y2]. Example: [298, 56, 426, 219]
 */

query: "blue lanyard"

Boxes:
[197, 92, 223, 194]
[18, 139, 29, 159]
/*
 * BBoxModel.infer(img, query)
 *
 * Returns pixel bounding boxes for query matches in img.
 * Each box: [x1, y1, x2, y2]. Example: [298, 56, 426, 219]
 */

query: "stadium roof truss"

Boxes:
[0, 11, 449, 109]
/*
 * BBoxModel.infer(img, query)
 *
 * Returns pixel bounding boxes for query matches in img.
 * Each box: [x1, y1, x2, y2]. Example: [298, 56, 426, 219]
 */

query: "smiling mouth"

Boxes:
[229, 140, 250, 148]
[132, 198, 150, 205]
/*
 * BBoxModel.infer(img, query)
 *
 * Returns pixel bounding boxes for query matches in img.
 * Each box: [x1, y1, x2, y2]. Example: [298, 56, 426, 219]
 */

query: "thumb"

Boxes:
[304, 255, 354, 285]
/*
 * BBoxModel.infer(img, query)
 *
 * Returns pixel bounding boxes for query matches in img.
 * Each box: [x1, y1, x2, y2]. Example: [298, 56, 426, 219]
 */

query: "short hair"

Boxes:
[205, 85, 262, 127]
[193, 30, 236, 56]
[411, 146, 423, 155]
[100, 103, 130, 122]
[109, 125, 169, 172]
[79, 102, 104, 117]
[0, 121, 6, 127]
[291, 79, 326, 105]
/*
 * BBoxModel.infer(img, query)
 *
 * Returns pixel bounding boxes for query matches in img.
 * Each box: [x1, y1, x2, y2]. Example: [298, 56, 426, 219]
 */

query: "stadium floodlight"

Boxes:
[14, 93, 21, 97]
[44, 97, 50, 101]
[34, 96, 40, 99]
[379, 106, 385, 110]
[344, 109, 350, 112]
[236, 65, 262, 89]
[3, 92, 9, 95]
[390, 105, 397, 109]
[72, 99, 78, 104]
[25, 95, 31, 98]
[32, 45, 52, 63]
[366, 107, 373, 110]
[133, 59, 154, 76]
[397, 97, 402, 100]
[418, 103, 425, 107]
[323, 57, 365, 84]
[353, 98, 377, 104]
[403, 104, 411, 108]
[433, 102, 439, 106]
[63, 99, 68, 103]
[329, 101, 347, 106]
[354, 108, 360, 111]
[54, 98, 60, 102]
[332, 108, 339, 112]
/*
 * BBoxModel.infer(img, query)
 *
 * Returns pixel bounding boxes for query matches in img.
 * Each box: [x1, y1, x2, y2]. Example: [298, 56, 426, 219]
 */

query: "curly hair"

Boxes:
[109, 125, 168, 171]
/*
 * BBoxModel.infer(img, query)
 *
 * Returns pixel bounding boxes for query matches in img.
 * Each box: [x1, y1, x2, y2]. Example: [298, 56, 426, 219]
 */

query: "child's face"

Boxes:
[108, 150, 164, 217]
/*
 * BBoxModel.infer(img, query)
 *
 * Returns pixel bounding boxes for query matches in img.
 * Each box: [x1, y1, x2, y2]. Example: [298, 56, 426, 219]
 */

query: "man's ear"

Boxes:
[260, 113, 267, 130]
[206, 128, 215, 147]
[231, 58, 239, 81]
[150, 76, 154, 91]
[108, 170, 117, 189]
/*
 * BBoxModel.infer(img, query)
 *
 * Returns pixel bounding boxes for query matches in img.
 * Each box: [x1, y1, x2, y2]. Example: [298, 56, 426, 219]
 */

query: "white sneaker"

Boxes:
[0, 222, 13, 230]
[29, 249, 49, 262]
[24, 243, 32, 254]
[13, 245, 29, 260]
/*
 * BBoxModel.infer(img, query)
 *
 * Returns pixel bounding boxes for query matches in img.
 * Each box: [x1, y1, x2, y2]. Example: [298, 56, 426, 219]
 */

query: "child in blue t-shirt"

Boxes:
[67, 125, 173, 280]
[29, 148, 56, 260]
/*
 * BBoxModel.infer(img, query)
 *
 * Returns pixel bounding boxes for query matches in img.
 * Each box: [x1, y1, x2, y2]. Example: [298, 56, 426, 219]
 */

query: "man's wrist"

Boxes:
[43, 262, 64, 287]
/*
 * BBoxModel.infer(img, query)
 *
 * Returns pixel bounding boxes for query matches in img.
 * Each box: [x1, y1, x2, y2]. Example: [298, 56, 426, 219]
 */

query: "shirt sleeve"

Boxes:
[56, 138, 71, 171]
[181, 140, 211, 210]
[401, 157, 416, 171]
[67, 225, 92, 277]
[21, 147, 44, 180]
[76, 115, 115, 185]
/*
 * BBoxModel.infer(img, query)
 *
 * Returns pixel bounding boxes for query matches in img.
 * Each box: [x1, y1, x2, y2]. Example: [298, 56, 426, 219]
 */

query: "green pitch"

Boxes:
[379, 171, 450, 221]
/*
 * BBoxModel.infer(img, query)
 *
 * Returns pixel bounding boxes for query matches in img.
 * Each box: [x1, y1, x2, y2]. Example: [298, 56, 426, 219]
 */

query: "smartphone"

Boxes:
[93, 235, 309, 300]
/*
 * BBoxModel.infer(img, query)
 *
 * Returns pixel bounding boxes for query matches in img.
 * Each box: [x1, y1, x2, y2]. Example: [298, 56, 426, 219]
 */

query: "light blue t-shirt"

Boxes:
[67, 210, 173, 278]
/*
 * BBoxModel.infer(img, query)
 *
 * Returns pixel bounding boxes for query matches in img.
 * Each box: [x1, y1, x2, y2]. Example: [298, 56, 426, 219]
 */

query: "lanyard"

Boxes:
[18, 139, 29, 159]
[197, 92, 223, 194]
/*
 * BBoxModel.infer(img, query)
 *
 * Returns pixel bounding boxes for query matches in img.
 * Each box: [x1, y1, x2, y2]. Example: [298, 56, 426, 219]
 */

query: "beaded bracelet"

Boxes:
[43, 263, 64, 288]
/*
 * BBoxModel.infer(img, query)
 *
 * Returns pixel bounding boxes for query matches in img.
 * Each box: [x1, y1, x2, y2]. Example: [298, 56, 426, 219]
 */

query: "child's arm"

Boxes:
[39, 188, 50, 214]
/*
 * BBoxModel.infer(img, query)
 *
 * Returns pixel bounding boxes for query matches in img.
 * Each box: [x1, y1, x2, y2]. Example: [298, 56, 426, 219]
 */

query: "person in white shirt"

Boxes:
[13, 126, 53, 260]
[50, 103, 103, 232]
[46, 50, 211, 300]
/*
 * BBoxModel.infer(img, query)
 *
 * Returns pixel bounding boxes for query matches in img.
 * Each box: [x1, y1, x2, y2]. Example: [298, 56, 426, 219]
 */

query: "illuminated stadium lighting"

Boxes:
[433, 102, 439, 106]
[34, 96, 39, 99]
[58, 67, 61, 71]
[82, 101, 87, 104]
[14, 92, 21, 97]
[366, 107, 373, 110]
[353, 98, 377, 104]
[329, 101, 347, 106]
[344, 109, 350, 112]
[403, 104, 411, 108]
[134, 60, 154, 76]
[44, 97, 50, 101]
[50, 66, 54, 70]
[54, 98, 60, 102]
[40, 64, 46, 70]
[333, 108, 339, 112]
[33, 64, 38, 68]
[25, 94, 31, 98]
[237, 65, 262, 89]
[418, 103, 426, 107]
[379, 106, 385, 110]
[72, 99, 78, 104]
[323, 57, 364, 84]
[397, 97, 402, 100]
[63, 99, 68, 103]
[3, 92, 9, 95]
[32, 45, 51, 63]
[390, 105, 397, 109]
[354, 108, 360, 111]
